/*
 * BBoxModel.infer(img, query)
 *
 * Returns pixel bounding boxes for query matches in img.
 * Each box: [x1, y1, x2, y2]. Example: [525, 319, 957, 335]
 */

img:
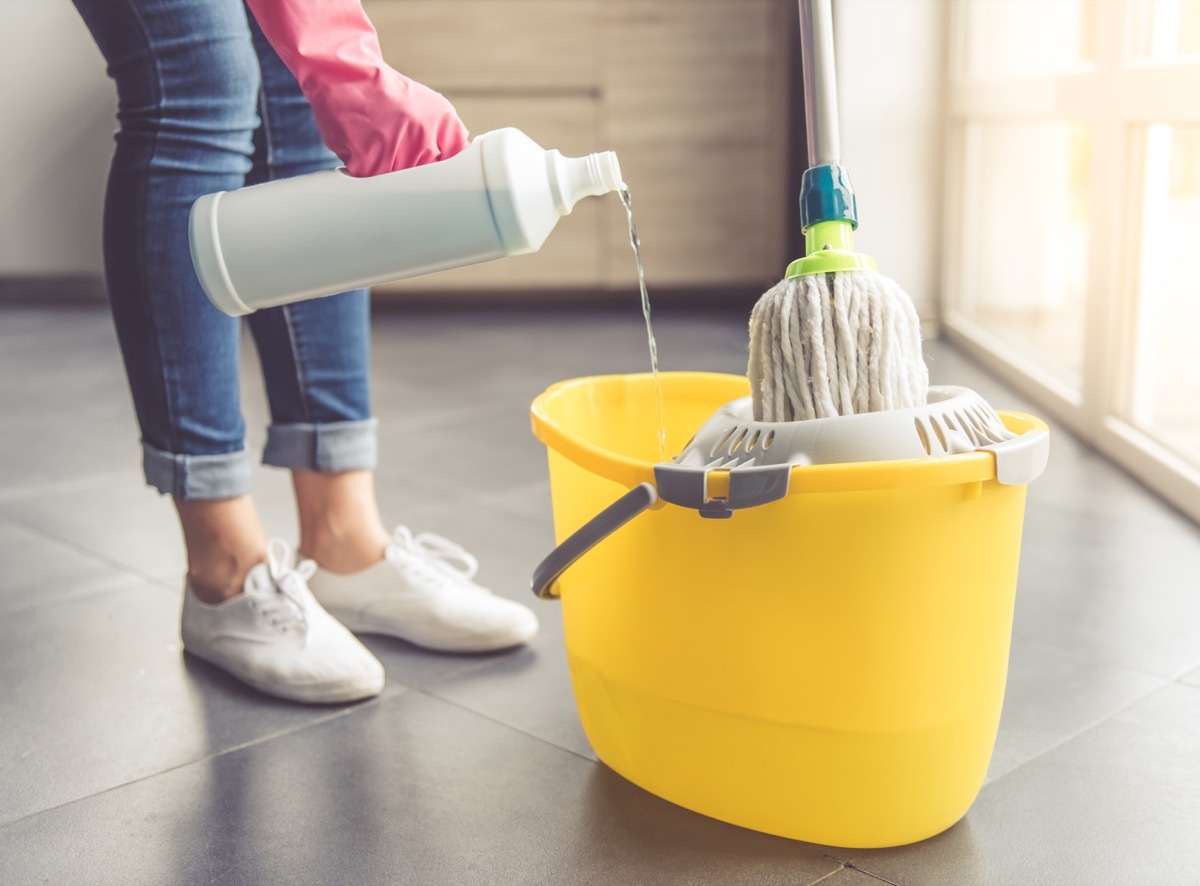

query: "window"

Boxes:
[944, 0, 1200, 523]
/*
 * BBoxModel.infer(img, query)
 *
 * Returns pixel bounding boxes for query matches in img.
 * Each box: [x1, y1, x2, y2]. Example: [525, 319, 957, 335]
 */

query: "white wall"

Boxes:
[0, 0, 115, 275]
[834, 0, 948, 323]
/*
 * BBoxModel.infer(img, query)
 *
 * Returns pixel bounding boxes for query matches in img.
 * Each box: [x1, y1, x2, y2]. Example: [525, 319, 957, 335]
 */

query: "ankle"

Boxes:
[292, 469, 390, 575]
[175, 495, 268, 604]
[299, 523, 389, 575]
[188, 549, 265, 604]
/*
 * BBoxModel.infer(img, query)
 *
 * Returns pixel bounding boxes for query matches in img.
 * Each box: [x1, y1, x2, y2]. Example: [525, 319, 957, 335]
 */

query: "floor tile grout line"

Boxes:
[806, 857, 904, 885]
[833, 851, 872, 868]
[841, 861, 905, 886]
[438, 492, 552, 526]
[385, 472, 552, 507]
[1012, 633, 1199, 683]
[395, 677, 871, 872]
[413, 687, 598, 765]
[417, 653, 533, 693]
[1, 513, 168, 588]
[0, 684, 411, 832]
[806, 865, 849, 885]
[0, 579, 146, 618]
[412, 690, 869, 867]
[823, 851, 858, 867]
[0, 470, 138, 506]
[982, 678, 1187, 791]
[472, 498, 554, 523]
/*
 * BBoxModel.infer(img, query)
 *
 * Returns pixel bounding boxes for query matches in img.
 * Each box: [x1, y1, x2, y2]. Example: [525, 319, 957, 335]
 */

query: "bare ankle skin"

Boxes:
[175, 496, 268, 604]
[292, 469, 390, 575]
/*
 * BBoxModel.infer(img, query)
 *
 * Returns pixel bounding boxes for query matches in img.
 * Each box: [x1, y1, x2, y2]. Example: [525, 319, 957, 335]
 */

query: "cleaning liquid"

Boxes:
[617, 185, 667, 462]
[189, 128, 623, 317]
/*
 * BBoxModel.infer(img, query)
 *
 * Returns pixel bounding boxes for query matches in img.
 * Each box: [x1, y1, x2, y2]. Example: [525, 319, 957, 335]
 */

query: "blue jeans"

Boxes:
[72, 0, 376, 500]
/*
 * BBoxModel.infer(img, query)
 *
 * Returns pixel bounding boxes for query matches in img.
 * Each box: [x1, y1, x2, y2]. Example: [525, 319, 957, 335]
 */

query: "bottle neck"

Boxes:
[545, 150, 624, 215]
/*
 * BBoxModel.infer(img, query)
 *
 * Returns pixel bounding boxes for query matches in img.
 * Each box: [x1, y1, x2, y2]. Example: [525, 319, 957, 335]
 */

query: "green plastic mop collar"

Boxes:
[787, 220, 877, 277]
[788, 164, 875, 279]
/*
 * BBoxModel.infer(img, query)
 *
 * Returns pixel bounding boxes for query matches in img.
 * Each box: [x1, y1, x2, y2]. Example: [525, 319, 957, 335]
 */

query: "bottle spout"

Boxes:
[588, 151, 624, 194]
[546, 149, 624, 215]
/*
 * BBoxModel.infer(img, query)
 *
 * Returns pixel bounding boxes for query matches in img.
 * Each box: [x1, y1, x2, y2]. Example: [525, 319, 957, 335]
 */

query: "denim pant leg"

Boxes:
[72, 0, 259, 499]
[242, 16, 377, 474]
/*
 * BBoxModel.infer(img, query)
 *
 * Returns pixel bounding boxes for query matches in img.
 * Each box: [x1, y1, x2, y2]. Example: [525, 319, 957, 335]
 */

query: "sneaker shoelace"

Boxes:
[386, 525, 483, 591]
[254, 539, 314, 633]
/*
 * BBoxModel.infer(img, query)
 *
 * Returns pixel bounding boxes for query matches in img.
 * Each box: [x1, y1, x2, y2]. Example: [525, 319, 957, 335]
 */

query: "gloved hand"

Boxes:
[245, 0, 469, 176]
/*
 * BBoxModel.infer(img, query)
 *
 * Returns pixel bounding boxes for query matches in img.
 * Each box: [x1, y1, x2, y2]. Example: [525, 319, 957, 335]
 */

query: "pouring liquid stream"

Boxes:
[618, 185, 668, 462]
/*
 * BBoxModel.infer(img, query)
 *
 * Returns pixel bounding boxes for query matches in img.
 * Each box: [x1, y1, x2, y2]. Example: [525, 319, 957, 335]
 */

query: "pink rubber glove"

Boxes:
[244, 0, 469, 177]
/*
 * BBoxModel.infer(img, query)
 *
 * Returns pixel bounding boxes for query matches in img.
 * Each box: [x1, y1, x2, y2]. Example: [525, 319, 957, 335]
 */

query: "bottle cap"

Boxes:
[547, 150, 624, 215]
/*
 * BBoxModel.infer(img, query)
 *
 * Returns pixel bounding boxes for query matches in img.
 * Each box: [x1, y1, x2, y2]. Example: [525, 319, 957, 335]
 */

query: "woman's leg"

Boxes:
[239, 15, 390, 573]
[241, 23, 537, 652]
[176, 498, 268, 601]
[71, 0, 384, 701]
[71, 0, 270, 601]
[291, 470, 390, 574]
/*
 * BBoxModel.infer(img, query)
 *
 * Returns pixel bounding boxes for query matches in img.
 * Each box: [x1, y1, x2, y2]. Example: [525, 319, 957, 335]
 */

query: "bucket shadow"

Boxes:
[564, 764, 853, 876]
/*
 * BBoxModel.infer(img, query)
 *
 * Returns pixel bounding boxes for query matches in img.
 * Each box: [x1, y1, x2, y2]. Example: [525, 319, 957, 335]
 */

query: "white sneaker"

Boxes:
[307, 526, 539, 653]
[181, 540, 385, 704]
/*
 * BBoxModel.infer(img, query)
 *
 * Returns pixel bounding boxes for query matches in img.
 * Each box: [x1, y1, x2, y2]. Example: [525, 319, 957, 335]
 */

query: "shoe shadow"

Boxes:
[353, 632, 541, 687]
[181, 650, 384, 711]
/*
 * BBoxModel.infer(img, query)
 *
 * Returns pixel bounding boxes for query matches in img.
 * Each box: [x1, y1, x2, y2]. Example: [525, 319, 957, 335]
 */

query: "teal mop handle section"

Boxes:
[798, 0, 858, 231]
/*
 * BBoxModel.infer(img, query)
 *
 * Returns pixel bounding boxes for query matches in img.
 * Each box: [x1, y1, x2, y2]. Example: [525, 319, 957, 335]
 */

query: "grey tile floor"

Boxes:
[1, 301, 1199, 885]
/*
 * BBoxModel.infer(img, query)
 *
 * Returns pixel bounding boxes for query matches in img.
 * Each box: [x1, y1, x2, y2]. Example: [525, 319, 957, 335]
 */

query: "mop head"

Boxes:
[748, 270, 928, 422]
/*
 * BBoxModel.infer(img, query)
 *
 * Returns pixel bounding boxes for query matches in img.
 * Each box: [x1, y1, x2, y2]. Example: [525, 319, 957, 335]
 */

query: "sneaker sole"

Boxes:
[328, 608, 538, 654]
[183, 647, 385, 704]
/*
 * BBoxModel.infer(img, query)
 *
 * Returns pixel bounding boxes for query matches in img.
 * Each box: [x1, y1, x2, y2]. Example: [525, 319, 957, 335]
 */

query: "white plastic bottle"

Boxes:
[188, 128, 623, 316]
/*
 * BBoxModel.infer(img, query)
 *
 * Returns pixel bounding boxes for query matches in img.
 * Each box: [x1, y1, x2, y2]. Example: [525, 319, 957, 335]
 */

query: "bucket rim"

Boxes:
[531, 372, 1049, 494]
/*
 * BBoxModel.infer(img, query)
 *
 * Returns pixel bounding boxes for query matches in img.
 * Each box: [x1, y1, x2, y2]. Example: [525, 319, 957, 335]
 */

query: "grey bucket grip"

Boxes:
[531, 482, 658, 600]
[980, 429, 1050, 485]
[530, 463, 791, 600]
[653, 463, 793, 518]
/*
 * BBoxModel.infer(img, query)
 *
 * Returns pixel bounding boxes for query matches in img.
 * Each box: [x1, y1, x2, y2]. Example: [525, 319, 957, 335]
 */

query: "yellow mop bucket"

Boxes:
[530, 371, 1048, 848]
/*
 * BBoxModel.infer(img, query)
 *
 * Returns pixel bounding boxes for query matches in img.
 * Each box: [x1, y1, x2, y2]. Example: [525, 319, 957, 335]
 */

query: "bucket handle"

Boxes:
[531, 428, 1049, 600]
[530, 462, 791, 600]
[531, 483, 657, 600]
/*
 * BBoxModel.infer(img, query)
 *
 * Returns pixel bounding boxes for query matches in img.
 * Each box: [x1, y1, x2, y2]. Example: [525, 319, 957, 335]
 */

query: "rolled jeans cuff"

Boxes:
[143, 443, 253, 500]
[262, 419, 378, 472]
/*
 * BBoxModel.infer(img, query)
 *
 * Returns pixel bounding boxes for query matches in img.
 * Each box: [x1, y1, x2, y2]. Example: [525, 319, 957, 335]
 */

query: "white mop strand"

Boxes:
[748, 271, 928, 422]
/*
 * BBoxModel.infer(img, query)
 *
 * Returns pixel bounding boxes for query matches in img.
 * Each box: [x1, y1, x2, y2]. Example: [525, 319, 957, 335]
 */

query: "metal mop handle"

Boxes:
[794, 0, 856, 236]
[799, 0, 840, 167]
